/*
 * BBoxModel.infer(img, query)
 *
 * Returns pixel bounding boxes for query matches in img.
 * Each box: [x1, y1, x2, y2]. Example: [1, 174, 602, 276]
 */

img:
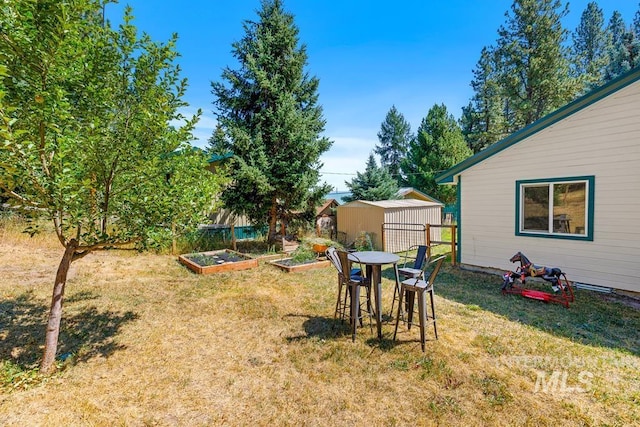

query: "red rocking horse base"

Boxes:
[502, 252, 575, 308]
[502, 282, 575, 308]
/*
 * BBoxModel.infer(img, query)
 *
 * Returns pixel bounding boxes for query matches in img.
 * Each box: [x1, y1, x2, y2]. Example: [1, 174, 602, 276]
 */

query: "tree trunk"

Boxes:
[267, 198, 278, 244]
[171, 221, 177, 255]
[40, 239, 78, 374]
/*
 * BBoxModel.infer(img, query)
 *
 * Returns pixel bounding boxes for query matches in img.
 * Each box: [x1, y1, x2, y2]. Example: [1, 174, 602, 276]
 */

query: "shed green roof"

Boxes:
[435, 66, 640, 184]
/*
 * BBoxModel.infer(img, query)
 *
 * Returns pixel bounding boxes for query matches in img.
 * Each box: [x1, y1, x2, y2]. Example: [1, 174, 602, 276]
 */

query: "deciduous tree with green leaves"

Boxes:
[402, 104, 471, 204]
[374, 105, 412, 183]
[0, 0, 222, 373]
[211, 0, 332, 244]
[343, 154, 398, 202]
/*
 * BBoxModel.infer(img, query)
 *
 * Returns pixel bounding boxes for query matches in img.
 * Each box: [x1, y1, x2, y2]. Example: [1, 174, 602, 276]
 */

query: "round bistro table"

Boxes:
[349, 251, 400, 338]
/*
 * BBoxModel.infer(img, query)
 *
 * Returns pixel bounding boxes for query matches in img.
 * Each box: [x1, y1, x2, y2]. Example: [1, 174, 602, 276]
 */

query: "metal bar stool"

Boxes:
[326, 247, 362, 321]
[391, 245, 430, 317]
[333, 250, 372, 341]
[393, 255, 445, 351]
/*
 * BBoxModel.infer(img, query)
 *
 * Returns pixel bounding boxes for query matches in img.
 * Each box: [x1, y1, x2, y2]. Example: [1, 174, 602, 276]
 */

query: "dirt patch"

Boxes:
[599, 292, 640, 310]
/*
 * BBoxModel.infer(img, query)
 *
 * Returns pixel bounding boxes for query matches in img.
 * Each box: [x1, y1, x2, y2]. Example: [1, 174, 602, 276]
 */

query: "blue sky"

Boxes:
[106, 1, 638, 191]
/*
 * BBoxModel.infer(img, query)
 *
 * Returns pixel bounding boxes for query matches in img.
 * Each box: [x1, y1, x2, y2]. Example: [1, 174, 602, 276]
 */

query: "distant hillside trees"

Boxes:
[366, 0, 640, 198]
[462, 0, 578, 153]
[212, 0, 332, 244]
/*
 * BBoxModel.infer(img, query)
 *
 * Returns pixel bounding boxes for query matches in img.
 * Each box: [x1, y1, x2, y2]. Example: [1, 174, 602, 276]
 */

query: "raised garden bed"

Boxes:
[179, 249, 258, 274]
[269, 257, 331, 273]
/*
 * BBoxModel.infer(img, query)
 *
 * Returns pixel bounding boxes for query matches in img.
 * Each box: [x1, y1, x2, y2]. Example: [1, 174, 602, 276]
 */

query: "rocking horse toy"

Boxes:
[502, 252, 575, 308]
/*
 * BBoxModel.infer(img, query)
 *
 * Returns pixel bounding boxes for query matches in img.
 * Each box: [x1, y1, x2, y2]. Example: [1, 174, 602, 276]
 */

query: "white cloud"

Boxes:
[194, 112, 218, 131]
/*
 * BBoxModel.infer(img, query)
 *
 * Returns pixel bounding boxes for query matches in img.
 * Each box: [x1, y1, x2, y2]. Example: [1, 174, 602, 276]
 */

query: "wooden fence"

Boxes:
[425, 224, 457, 266]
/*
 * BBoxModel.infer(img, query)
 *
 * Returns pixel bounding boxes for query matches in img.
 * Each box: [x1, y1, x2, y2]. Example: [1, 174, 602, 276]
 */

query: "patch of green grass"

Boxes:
[1, 360, 43, 392]
[472, 334, 509, 356]
[435, 265, 640, 357]
[476, 374, 513, 406]
[429, 395, 464, 417]
[389, 359, 409, 371]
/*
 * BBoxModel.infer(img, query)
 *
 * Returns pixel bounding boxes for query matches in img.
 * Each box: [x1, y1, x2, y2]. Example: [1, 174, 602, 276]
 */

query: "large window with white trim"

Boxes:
[516, 176, 594, 240]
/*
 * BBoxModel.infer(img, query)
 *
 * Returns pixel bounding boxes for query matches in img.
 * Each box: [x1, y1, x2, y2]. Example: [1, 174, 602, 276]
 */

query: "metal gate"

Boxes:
[381, 223, 427, 253]
[382, 222, 457, 265]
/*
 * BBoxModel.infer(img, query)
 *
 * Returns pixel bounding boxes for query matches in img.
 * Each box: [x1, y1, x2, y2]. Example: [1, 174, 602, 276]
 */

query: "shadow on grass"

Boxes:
[283, 314, 352, 342]
[432, 266, 640, 356]
[0, 291, 138, 369]
[284, 313, 404, 353]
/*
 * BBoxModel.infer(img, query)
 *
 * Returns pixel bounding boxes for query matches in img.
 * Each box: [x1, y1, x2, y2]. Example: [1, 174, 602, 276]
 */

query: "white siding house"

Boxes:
[436, 67, 640, 293]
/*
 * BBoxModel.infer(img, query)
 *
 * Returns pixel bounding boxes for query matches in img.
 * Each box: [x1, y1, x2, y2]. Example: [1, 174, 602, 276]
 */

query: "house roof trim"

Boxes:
[435, 66, 640, 184]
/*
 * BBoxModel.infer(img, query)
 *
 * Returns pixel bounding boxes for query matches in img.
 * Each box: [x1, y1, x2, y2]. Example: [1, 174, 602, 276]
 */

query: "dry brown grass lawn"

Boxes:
[0, 223, 639, 426]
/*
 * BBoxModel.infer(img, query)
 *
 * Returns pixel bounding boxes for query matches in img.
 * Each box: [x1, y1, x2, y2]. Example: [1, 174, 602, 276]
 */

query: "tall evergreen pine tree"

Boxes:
[495, 0, 577, 129]
[374, 105, 412, 184]
[605, 11, 640, 80]
[460, 47, 507, 153]
[212, 0, 332, 243]
[343, 154, 398, 202]
[608, 10, 626, 48]
[572, 2, 609, 91]
[402, 104, 471, 204]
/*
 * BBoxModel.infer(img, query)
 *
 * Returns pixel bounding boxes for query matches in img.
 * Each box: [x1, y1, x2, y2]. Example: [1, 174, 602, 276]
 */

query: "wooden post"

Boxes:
[425, 224, 431, 259]
[451, 224, 457, 266]
[231, 217, 237, 251]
